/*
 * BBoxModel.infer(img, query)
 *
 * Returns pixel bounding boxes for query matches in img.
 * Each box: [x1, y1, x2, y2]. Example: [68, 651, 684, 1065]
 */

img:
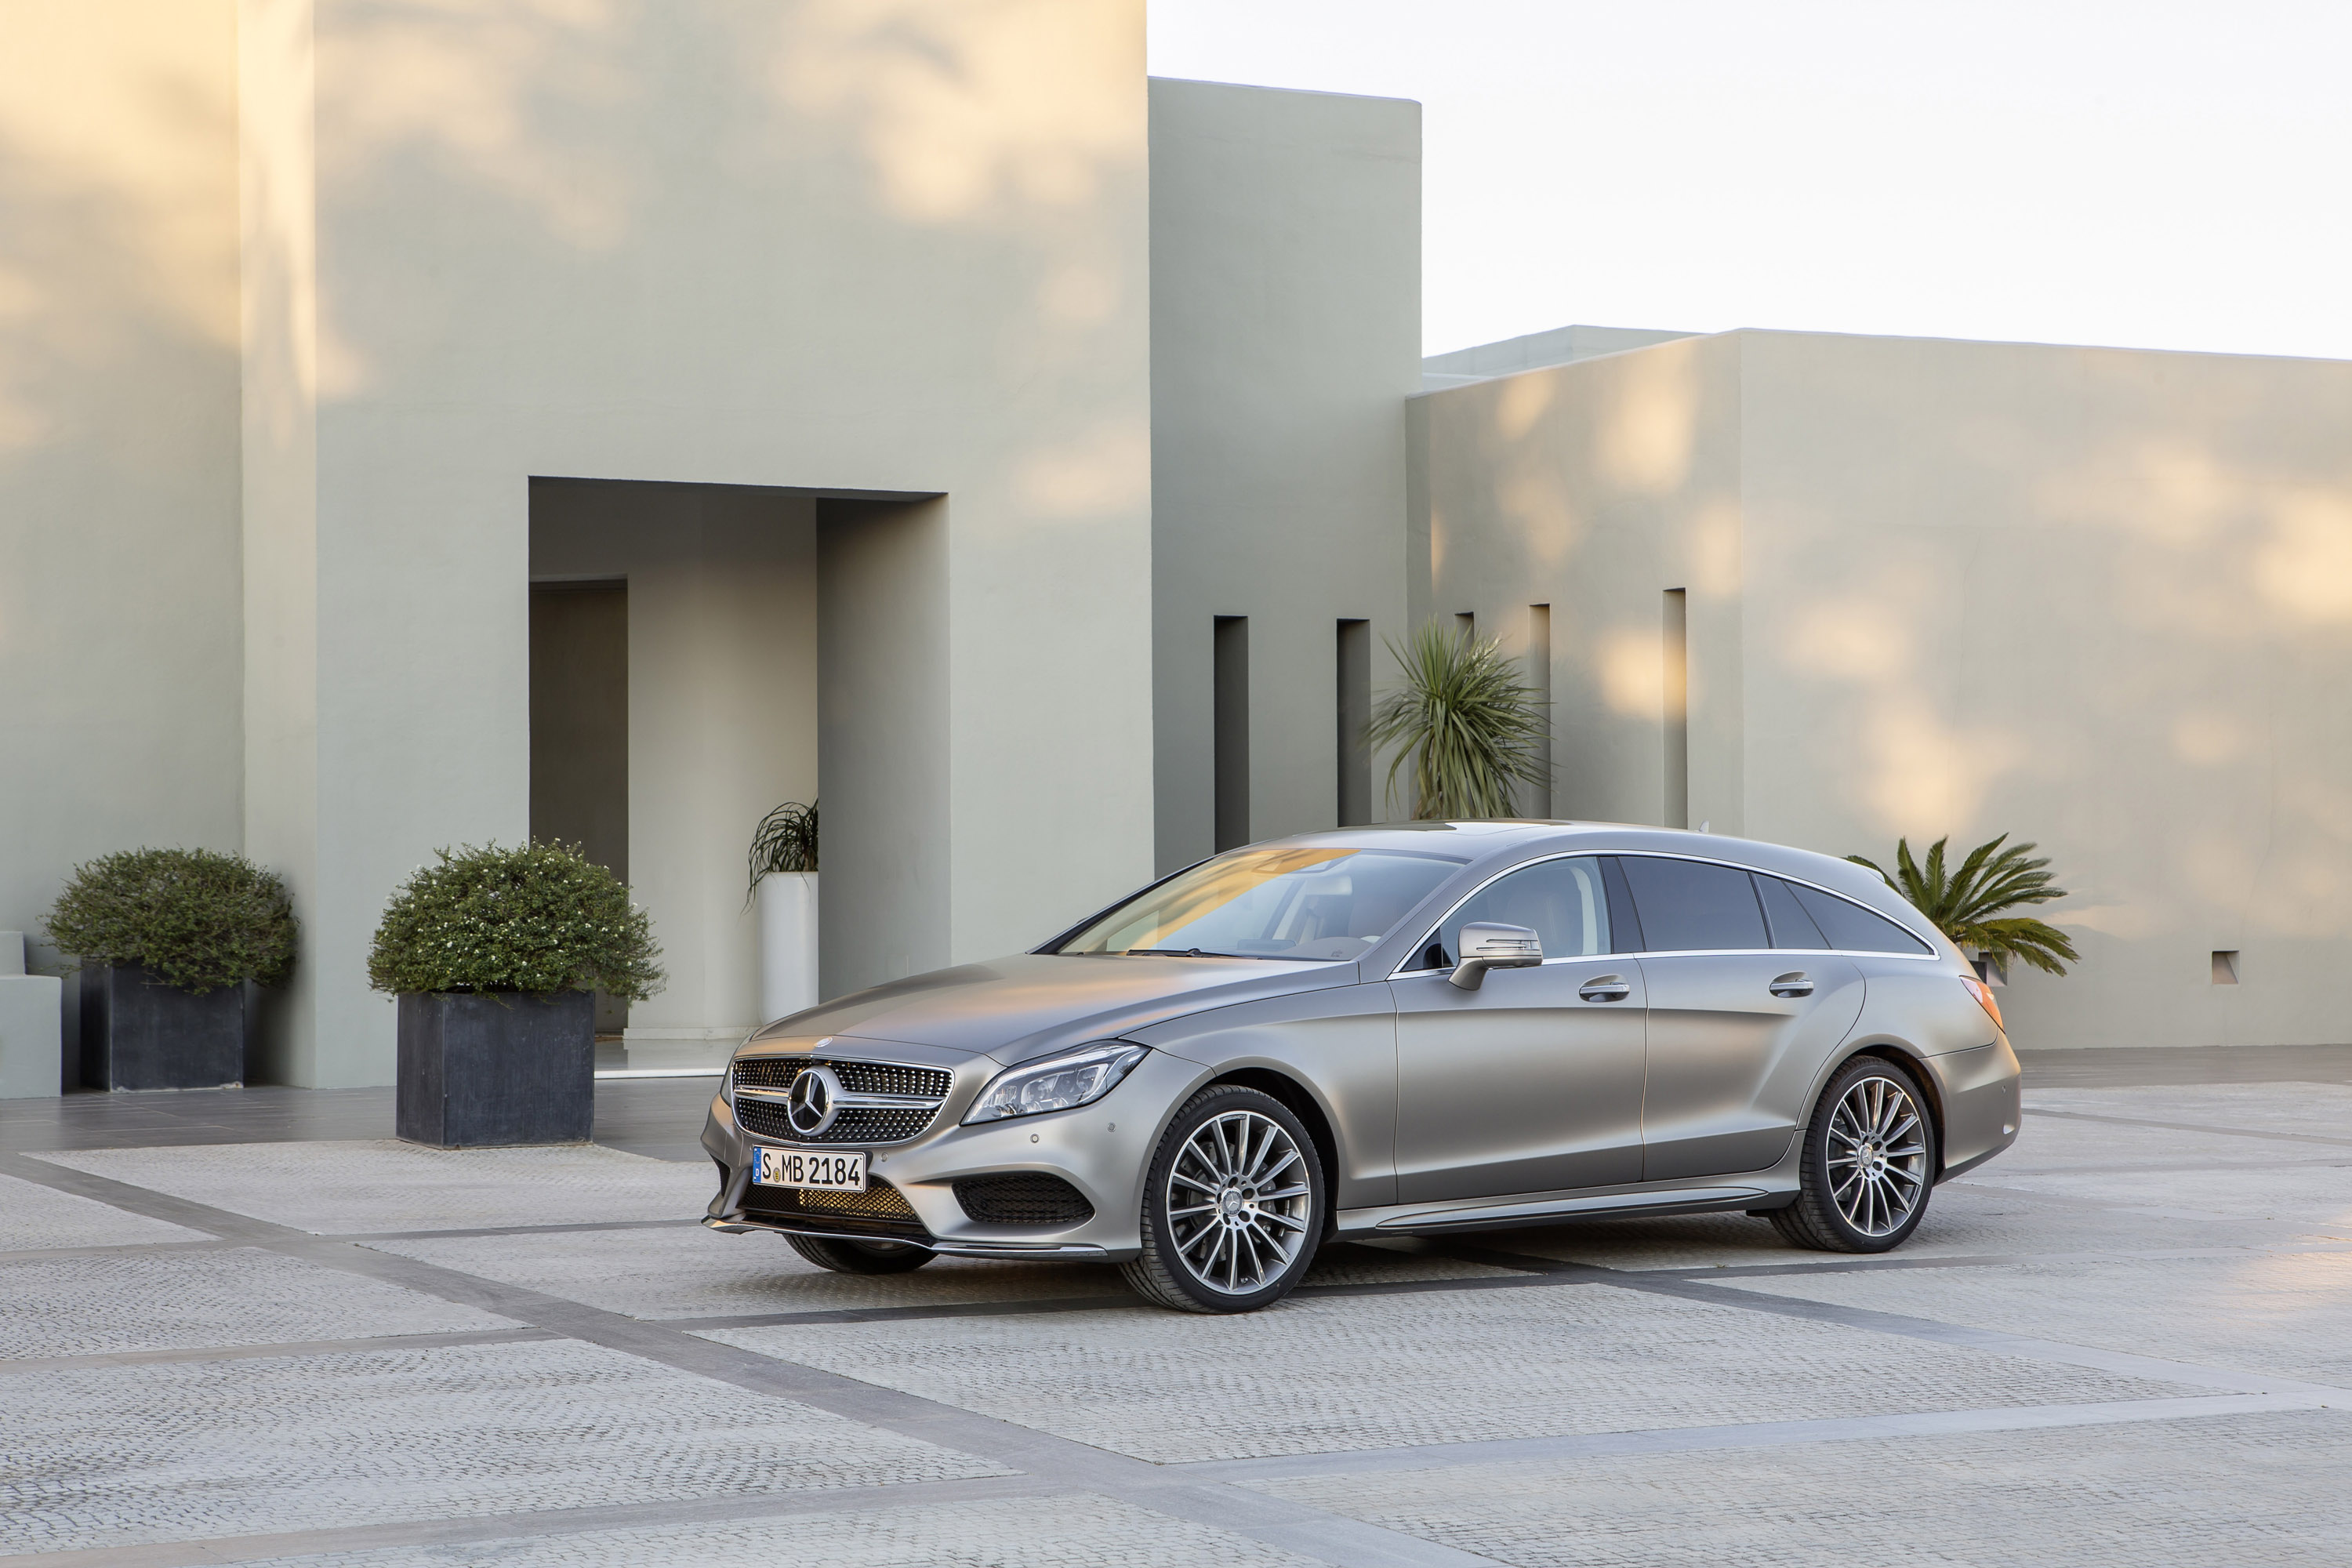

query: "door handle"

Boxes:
[1769, 972, 1814, 998]
[1578, 975, 1632, 1003]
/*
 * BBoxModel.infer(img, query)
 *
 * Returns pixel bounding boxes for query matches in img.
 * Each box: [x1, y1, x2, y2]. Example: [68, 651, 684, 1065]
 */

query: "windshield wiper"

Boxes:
[1123, 946, 1277, 960]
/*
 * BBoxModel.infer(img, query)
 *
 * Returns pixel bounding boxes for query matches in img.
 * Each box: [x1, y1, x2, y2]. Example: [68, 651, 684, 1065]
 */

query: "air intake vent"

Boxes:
[954, 1174, 1095, 1228]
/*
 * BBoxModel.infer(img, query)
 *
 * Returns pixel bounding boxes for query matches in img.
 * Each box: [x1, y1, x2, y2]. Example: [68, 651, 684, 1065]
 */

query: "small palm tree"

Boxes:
[1361, 621, 1547, 819]
[1848, 834, 2080, 977]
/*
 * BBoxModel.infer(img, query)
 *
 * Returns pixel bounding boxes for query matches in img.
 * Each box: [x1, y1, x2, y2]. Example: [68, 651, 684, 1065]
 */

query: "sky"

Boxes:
[1147, 2, 2352, 361]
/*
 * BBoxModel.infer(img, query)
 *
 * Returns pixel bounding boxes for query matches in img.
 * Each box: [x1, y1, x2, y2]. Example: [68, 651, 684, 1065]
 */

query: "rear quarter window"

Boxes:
[1788, 881, 1934, 955]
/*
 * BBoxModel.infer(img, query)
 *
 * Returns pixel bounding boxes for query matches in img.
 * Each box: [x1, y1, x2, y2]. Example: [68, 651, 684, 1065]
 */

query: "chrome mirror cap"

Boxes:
[1449, 922, 1543, 990]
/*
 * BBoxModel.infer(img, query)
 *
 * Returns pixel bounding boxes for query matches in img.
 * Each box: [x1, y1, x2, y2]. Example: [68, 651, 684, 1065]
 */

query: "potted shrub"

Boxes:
[45, 848, 298, 1091]
[1362, 621, 1548, 818]
[370, 841, 662, 1147]
[1849, 833, 2080, 981]
[748, 799, 818, 1022]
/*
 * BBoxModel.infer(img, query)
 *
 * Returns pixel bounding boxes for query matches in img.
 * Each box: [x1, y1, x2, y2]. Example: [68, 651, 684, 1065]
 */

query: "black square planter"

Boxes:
[79, 964, 244, 1091]
[397, 990, 595, 1147]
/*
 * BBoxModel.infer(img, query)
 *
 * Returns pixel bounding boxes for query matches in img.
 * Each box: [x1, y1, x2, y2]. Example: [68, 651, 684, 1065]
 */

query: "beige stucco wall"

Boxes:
[1148, 78, 1421, 866]
[239, 0, 1154, 1083]
[0, 2, 247, 1053]
[1419, 329, 2352, 1050]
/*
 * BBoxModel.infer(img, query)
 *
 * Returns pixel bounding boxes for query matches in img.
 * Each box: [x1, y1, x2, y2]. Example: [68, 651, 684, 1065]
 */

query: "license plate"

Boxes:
[753, 1146, 867, 1192]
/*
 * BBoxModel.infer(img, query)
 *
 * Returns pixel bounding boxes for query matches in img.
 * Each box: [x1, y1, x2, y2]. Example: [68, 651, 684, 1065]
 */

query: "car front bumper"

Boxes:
[699, 1049, 1207, 1261]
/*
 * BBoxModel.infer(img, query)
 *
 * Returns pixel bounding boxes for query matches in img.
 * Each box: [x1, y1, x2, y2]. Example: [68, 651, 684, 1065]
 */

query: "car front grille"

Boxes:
[953, 1173, 1095, 1228]
[731, 1054, 953, 1145]
[733, 1057, 952, 1099]
[735, 1098, 938, 1145]
[741, 1176, 931, 1240]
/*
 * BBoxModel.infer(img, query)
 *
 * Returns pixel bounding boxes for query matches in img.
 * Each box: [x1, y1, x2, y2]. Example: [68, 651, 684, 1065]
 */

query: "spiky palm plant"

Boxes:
[1361, 621, 1547, 820]
[1848, 834, 2080, 977]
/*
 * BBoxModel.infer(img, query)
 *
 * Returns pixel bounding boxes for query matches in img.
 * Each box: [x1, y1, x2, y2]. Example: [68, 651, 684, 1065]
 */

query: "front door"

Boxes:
[1390, 855, 1647, 1203]
[1615, 855, 1867, 1181]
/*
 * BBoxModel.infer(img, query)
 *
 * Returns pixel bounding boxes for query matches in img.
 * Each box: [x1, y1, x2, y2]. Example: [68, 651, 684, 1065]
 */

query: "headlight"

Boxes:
[964, 1040, 1148, 1124]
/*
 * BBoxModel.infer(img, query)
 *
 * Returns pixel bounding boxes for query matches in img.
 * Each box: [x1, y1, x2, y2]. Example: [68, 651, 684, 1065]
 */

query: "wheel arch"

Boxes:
[1207, 1066, 1342, 1240]
[1834, 1040, 1951, 1177]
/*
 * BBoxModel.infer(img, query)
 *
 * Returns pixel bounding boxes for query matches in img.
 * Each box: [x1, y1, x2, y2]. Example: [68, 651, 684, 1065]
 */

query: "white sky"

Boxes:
[1147, 2, 2352, 361]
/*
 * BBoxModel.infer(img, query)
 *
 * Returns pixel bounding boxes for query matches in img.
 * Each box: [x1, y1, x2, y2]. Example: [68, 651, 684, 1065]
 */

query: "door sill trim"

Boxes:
[1349, 1184, 1780, 1235]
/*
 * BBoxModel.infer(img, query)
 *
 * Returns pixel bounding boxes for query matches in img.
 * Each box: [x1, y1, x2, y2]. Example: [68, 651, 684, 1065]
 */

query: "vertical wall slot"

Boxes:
[2212, 950, 2241, 985]
[1213, 615, 1250, 851]
[1337, 619, 1371, 826]
[1455, 611, 1476, 640]
[1662, 587, 1689, 829]
[1526, 604, 1552, 818]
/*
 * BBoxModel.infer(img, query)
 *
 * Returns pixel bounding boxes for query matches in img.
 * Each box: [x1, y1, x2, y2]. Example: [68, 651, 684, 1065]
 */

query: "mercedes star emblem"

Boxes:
[787, 1064, 844, 1136]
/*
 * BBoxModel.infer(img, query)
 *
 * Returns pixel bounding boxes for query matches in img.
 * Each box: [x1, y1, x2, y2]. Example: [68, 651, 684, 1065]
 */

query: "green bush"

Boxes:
[45, 848, 297, 995]
[368, 840, 664, 1001]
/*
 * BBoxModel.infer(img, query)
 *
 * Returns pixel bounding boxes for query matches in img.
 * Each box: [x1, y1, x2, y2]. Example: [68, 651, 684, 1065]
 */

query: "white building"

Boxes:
[3, 2, 2347, 1087]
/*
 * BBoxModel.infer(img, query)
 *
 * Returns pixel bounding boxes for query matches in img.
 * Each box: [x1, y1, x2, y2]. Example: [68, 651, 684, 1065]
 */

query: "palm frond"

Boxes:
[1360, 621, 1548, 820]
[1849, 833, 2079, 976]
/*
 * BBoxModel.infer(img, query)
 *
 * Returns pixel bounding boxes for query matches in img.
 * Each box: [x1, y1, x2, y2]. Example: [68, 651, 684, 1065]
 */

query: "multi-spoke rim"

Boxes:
[1163, 1109, 1313, 1295]
[1825, 1073, 1928, 1236]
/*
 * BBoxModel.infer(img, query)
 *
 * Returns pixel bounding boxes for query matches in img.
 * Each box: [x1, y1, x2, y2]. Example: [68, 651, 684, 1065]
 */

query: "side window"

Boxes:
[1755, 876, 1829, 949]
[1408, 857, 1610, 970]
[1789, 883, 1933, 955]
[1617, 856, 1768, 952]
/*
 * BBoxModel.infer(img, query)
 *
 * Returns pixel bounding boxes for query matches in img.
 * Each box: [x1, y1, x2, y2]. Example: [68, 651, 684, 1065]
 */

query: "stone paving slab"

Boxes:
[363, 1229, 1515, 1322]
[2026, 1080, 2352, 1138]
[31, 1141, 710, 1233]
[0, 1338, 1004, 1556]
[699, 1284, 2194, 1464]
[1483, 1178, 2229, 1272]
[1735, 1249, 2352, 1387]
[0, 1168, 209, 1253]
[1998, 1116, 2339, 1174]
[0, 1247, 517, 1361]
[1968, 1160, 2352, 1233]
[1246, 1406, 2352, 1567]
[227, 1494, 1327, 1567]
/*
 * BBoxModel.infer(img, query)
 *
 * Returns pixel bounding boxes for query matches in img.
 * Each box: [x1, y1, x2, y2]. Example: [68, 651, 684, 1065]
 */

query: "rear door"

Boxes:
[1389, 855, 1648, 1202]
[1617, 855, 1866, 1182]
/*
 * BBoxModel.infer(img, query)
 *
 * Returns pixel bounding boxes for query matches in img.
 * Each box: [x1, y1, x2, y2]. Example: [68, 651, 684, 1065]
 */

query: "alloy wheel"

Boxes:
[1163, 1109, 1313, 1295]
[1825, 1074, 1928, 1236]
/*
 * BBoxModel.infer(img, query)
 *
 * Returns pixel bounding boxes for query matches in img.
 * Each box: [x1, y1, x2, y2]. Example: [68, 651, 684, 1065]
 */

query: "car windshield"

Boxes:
[1058, 847, 1465, 960]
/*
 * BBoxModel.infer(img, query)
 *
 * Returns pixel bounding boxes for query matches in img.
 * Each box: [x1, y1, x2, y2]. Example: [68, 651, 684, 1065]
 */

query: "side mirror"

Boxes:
[1448, 922, 1543, 990]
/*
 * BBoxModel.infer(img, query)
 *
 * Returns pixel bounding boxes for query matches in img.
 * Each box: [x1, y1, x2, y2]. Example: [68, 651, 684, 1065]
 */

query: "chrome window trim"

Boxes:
[1386, 847, 1942, 982]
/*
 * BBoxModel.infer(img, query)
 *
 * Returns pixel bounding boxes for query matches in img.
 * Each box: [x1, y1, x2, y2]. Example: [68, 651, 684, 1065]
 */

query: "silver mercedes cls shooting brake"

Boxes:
[701, 822, 2022, 1312]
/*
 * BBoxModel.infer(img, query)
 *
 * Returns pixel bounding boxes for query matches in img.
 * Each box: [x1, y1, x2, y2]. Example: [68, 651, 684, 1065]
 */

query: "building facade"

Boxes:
[3, 1, 2347, 1087]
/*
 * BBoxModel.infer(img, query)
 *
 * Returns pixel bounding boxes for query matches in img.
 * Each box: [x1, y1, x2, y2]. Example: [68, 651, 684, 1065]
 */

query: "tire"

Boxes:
[784, 1232, 936, 1274]
[1771, 1055, 1938, 1254]
[1120, 1083, 1327, 1313]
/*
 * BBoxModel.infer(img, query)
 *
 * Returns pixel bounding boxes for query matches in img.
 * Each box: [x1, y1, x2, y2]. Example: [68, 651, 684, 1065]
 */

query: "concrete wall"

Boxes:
[238, 0, 1154, 1083]
[1148, 79, 1421, 870]
[1418, 329, 2352, 1050]
[0, 1, 246, 1054]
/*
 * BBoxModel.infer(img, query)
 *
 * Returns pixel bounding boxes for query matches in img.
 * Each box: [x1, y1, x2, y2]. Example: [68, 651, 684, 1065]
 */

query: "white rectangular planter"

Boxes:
[756, 871, 819, 1024]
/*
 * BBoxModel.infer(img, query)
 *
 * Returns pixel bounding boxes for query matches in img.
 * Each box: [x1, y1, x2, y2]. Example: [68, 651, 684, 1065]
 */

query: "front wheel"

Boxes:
[1120, 1084, 1327, 1313]
[784, 1232, 936, 1274]
[1772, 1056, 1937, 1253]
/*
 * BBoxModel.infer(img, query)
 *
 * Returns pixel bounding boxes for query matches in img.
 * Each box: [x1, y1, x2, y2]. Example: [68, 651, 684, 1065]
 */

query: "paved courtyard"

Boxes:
[3, 1049, 2349, 1566]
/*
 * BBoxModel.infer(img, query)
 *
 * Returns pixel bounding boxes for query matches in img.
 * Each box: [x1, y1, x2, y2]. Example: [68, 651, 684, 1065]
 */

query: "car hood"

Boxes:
[742, 952, 1357, 1065]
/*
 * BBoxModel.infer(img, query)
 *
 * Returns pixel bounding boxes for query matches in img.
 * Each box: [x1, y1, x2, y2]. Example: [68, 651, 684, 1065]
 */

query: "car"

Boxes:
[700, 822, 2022, 1312]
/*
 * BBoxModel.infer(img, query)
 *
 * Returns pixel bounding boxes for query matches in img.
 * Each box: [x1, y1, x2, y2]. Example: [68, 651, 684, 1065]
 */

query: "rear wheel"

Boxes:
[1772, 1056, 1936, 1253]
[784, 1232, 935, 1274]
[1121, 1084, 1327, 1313]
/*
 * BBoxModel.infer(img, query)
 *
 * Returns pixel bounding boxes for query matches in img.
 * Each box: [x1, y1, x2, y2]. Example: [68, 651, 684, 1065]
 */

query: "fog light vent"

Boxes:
[954, 1174, 1094, 1227]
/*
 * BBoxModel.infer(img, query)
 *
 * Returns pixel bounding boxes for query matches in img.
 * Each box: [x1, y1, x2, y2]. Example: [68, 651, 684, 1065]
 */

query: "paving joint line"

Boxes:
[0, 1327, 557, 1376]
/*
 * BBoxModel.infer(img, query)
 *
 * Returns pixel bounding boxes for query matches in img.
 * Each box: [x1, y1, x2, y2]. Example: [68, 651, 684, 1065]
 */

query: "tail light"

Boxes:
[1961, 975, 2004, 1031]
